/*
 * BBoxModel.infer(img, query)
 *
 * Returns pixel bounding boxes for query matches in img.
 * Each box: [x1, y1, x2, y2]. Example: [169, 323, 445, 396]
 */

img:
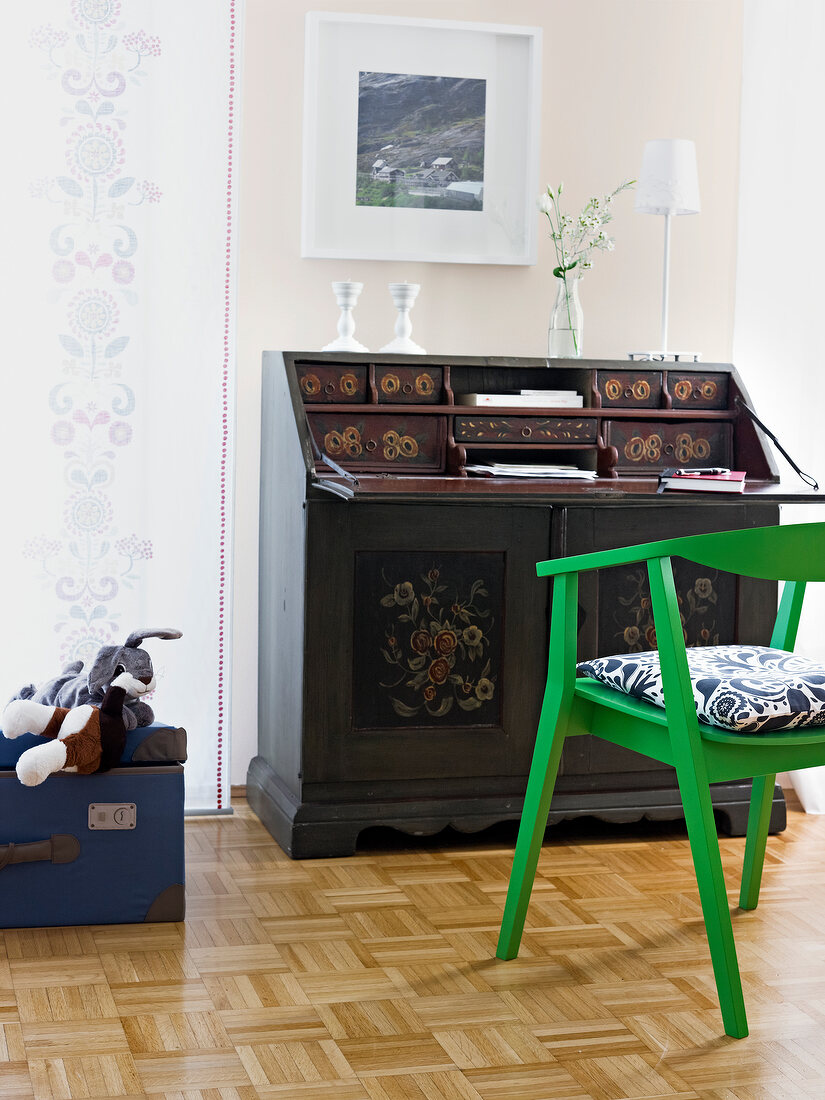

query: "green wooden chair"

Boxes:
[496, 522, 825, 1038]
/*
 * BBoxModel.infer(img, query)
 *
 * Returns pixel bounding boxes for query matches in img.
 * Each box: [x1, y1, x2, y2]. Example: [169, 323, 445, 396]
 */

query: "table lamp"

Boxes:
[631, 138, 700, 361]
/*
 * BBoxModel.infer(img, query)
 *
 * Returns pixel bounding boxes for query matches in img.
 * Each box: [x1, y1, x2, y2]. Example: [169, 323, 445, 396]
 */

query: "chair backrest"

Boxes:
[658, 523, 825, 581]
[537, 522, 825, 582]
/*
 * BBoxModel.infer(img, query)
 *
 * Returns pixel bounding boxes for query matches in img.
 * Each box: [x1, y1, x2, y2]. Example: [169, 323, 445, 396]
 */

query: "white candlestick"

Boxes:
[380, 282, 426, 354]
[323, 281, 368, 352]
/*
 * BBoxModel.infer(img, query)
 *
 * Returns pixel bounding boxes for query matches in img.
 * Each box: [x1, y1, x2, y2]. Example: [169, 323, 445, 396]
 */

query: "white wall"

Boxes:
[735, 0, 825, 809]
[231, 0, 746, 783]
[734, 0, 824, 581]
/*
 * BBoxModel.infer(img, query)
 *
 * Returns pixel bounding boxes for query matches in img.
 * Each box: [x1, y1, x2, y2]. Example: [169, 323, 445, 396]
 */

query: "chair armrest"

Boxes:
[536, 540, 672, 577]
[537, 522, 825, 581]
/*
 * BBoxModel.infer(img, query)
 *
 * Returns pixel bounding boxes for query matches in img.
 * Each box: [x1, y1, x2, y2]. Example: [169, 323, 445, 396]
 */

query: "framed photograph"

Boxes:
[301, 13, 542, 265]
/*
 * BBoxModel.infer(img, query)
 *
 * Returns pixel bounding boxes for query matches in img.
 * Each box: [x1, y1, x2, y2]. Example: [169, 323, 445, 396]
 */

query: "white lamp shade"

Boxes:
[634, 139, 701, 215]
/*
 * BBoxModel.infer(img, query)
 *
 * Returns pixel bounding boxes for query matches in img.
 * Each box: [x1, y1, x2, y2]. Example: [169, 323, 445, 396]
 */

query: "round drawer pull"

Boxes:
[693, 390, 701, 400]
[624, 387, 633, 398]
[521, 426, 533, 438]
[324, 382, 336, 394]
[402, 382, 413, 394]
[664, 443, 674, 454]
[365, 439, 377, 451]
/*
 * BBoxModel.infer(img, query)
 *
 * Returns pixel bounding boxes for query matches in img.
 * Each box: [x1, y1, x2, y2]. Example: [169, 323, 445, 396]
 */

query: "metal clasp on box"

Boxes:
[88, 803, 137, 830]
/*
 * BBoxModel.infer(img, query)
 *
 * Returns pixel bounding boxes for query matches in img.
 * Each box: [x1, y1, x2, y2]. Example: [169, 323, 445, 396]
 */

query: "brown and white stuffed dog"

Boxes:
[1, 671, 151, 786]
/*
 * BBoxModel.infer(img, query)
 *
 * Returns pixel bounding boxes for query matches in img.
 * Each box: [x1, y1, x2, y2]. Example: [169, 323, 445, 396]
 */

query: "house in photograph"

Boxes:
[445, 180, 484, 204]
[432, 167, 458, 186]
[408, 160, 460, 189]
[375, 165, 406, 182]
[428, 157, 459, 185]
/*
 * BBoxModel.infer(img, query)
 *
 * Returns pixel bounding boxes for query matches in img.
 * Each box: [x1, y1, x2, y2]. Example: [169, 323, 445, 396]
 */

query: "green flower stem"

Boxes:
[547, 190, 579, 356]
[556, 274, 579, 357]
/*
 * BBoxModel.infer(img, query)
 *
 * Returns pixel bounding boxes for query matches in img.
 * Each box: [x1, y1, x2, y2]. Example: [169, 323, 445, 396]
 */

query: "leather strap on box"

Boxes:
[0, 834, 80, 870]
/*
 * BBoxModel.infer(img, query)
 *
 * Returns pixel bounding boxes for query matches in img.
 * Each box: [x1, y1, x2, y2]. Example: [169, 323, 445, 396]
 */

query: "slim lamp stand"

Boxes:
[629, 137, 701, 364]
[660, 212, 671, 356]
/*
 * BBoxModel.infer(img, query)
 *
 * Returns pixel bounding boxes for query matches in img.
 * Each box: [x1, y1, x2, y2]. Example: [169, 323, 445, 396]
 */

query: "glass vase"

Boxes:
[548, 276, 583, 358]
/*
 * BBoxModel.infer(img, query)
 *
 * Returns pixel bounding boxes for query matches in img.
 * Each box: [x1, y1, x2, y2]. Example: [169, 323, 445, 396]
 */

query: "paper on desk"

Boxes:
[466, 463, 598, 479]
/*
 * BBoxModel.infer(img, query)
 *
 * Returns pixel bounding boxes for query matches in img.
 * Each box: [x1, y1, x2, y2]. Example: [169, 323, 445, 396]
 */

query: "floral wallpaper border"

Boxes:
[27, 0, 161, 673]
[25, 0, 238, 807]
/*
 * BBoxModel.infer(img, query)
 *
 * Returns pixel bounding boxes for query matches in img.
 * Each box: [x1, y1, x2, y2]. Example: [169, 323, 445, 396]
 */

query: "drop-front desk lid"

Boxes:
[310, 470, 821, 506]
[274, 351, 820, 506]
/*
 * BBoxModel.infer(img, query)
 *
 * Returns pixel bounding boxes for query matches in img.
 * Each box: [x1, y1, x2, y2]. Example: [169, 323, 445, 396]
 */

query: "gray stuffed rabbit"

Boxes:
[9, 628, 182, 730]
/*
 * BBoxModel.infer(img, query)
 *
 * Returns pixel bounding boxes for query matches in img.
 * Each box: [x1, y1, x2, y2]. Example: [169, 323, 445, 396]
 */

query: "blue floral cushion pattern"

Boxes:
[576, 645, 825, 733]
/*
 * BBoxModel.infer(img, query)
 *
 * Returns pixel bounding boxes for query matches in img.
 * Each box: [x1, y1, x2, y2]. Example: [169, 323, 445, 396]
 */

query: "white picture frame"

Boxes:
[301, 12, 542, 265]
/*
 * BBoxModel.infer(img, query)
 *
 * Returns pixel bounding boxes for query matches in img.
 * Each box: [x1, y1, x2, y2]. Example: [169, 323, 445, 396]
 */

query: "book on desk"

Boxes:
[658, 468, 747, 493]
[456, 390, 583, 408]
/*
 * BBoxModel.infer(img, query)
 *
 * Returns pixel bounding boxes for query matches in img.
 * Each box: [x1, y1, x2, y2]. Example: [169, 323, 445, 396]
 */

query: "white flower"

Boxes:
[538, 177, 634, 280]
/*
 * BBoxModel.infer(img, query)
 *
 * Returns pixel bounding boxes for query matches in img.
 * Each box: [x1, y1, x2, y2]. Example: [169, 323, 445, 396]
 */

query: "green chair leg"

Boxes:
[497, 571, 578, 963]
[496, 716, 567, 961]
[739, 774, 776, 911]
[678, 764, 749, 1038]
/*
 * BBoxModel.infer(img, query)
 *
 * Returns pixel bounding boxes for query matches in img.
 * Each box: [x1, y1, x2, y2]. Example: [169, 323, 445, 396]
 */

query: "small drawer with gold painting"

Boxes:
[596, 370, 662, 408]
[605, 420, 732, 474]
[454, 416, 598, 444]
[375, 365, 442, 403]
[297, 363, 368, 403]
[307, 413, 446, 472]
[667, 372, 729, 409]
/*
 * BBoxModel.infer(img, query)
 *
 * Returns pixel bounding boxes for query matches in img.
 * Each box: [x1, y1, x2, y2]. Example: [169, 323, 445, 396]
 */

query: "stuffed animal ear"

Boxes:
[124, 628, 183, 648]
[87, 646, 123, 699]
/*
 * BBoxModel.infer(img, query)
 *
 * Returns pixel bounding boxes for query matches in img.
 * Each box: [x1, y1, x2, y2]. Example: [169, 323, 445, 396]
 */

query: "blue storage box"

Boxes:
[0, 722, 186, 928]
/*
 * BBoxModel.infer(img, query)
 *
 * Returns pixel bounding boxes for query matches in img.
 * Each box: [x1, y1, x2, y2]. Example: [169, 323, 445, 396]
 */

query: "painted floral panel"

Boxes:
[598, 559, 736, 655]
[353, 551, 504, 729]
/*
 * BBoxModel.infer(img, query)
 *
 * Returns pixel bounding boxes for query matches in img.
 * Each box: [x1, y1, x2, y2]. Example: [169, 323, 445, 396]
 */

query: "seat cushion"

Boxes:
[576, 645, 825, 733]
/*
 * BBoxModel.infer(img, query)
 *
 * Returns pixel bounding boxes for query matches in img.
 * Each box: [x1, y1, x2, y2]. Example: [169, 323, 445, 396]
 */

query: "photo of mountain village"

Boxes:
[356, 72, 486, 211]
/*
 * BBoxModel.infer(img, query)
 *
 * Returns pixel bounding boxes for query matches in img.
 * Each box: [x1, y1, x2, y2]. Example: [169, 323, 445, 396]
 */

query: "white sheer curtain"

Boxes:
[0, 0, 239, 811]
[734, 0, 825, 809]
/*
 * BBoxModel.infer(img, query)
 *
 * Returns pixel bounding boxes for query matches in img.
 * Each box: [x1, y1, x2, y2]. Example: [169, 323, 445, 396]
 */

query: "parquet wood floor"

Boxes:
[3, 795, 825, 1099]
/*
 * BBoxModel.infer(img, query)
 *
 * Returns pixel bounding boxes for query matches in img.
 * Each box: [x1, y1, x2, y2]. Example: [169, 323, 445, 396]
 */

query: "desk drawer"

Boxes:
[376, 365, 442, 403]
[596, 370, 662, 407]
[308, 413, 445, 471]
[605, 420, 732, 473]
[298, 364, 368, 403]
[454, 416, 598, 443]
[668, 373, 729, 409]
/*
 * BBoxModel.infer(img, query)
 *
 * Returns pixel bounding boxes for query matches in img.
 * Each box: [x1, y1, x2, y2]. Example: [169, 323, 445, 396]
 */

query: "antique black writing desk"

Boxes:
[249, 352, 820, 858]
